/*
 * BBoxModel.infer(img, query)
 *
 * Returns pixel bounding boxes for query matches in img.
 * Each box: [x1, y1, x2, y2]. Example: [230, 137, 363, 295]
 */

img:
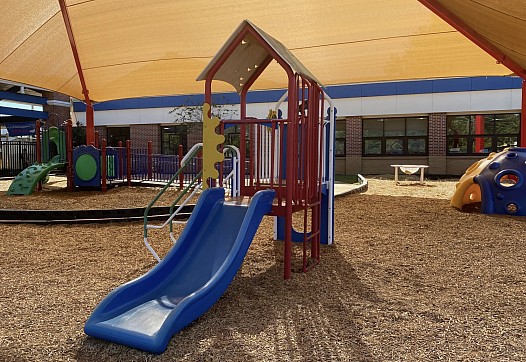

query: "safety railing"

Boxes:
[143, 143, 240, 262]
[143, 143, 203, 262]
[0, 140, 38, 176]
[104, 146, 207, 185]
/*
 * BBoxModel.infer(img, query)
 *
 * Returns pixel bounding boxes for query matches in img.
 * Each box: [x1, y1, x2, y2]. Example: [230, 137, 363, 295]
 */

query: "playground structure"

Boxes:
[5, 119, 225, 196]
[84, 20, 336, 354]
[451, 147, 526, 216]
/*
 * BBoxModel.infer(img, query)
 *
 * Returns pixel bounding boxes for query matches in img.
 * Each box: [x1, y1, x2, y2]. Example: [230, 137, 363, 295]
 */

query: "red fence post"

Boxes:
[148, 141, 152, 180]
[94, 131, 99, 149]
[101, 139, 107, 192]
[179, 144, 184, 189]
[126, 140, 131, 186]
[66, 120, 74, 192]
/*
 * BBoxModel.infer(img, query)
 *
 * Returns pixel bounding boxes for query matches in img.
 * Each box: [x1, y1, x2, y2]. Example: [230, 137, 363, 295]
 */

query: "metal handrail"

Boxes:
[143, 143, 203, 261]
[143, 143, 241, 262]
[221, 145, 241, 198]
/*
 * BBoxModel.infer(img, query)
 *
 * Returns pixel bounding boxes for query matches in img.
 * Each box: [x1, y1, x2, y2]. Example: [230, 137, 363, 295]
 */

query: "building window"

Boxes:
[161, 125, 187, 155]
[335, 120, 346, 157]
[223, 124, 251, 155]
[224, 125, 241, 149]
[107, 127, 130, 147]
[447, 114, 520, 155]
[362, 117, 428, 156]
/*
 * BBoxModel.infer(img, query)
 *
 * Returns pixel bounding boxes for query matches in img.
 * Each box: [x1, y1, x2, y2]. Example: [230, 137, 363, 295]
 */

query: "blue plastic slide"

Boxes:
[84, 188, 275, 354]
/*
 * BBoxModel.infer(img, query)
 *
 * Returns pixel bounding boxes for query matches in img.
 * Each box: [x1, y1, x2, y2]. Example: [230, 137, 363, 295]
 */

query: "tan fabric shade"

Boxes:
[0, 0, 524, 103]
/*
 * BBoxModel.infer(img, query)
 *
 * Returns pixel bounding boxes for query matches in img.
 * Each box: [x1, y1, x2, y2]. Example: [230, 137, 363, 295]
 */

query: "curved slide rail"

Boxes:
[85, 187, 275, 354]
[6, 157, 65, 196]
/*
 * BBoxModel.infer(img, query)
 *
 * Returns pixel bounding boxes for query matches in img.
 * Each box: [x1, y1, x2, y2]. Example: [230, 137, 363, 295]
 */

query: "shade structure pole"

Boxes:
[417, 0, 526, 81]
[58, 0, 95, 146]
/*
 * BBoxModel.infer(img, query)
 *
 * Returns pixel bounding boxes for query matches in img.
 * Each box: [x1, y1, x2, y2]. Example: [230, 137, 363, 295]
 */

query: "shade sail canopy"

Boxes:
[0, 0, 524, 103]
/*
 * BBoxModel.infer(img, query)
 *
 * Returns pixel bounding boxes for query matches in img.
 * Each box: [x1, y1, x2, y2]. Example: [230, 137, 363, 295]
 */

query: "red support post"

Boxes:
[58, 0, 95, 145]
[126, 140, 131, 186]
[240, 92, 247, 196]
[179, 144, 184, 189]
[118, 141, 123, 180]
[417, 0, 526, 80]
[475, 115, 485, 152]
[94, 131, 99, 149]
[66, 120, 74, 192]
[284, 72, 297, 280]
[85, 102, 95, 146]
[35, 120, 42, 191]
[148, 141, 153, 180]
[101, 139, 107, 192]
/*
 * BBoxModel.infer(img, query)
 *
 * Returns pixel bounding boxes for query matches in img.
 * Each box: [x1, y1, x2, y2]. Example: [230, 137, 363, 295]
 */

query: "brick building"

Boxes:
[73, 76, 524, 176]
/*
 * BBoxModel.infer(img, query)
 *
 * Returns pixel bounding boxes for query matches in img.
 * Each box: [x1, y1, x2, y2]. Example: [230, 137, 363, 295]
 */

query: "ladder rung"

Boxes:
[305, 230, 320, 242]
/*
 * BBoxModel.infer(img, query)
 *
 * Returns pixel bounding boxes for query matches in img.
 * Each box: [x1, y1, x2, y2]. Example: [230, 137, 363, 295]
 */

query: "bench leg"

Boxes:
[420, 168, 425, 185]
[394, 167, 399, 184]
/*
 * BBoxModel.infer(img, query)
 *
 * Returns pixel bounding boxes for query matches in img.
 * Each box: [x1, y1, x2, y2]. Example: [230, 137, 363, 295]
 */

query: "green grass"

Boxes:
[334, 174, 359, 184]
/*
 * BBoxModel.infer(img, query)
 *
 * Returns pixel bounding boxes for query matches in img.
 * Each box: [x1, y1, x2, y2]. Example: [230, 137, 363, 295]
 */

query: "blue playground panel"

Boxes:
[473, 148, 526, 216]
[73, 145, 101, 187]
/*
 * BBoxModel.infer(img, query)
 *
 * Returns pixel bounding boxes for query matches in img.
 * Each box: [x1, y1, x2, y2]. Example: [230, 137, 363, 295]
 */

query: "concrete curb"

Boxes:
[334, 174, 368, 197]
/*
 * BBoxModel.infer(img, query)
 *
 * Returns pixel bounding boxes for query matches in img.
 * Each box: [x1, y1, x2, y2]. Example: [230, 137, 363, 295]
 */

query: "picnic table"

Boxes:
[391, 164, 429, 185]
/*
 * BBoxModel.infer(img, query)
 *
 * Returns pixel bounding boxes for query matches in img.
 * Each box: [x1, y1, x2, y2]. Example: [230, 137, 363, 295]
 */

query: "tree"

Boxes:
[169, 95, 238, 129]
[71, 119, 87, 148]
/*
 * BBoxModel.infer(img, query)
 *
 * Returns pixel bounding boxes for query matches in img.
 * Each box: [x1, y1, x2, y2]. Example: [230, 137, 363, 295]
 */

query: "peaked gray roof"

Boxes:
[196, 20, 324, 94]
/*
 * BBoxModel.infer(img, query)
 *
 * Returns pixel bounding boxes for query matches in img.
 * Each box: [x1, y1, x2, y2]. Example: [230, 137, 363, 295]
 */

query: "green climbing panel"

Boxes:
[42, 127, 67, 162]
[6, 156, 66, 196]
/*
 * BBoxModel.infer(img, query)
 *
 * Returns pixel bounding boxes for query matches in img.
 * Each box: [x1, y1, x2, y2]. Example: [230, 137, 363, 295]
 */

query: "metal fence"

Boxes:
[0, 140, 38, 177]
[103, 146, 236, 188]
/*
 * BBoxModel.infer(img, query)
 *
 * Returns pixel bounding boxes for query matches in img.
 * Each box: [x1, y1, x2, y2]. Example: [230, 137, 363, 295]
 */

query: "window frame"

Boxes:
[446, 113, 521, 156]
[107, 126, 130, 148]
[161, 125, 187, 155]
[334, 120, 346, 157]
[362, 117, 429, 157]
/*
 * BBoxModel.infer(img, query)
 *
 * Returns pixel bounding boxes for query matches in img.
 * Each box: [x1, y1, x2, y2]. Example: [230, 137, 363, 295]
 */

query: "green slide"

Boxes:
[6, 156, 65, 196]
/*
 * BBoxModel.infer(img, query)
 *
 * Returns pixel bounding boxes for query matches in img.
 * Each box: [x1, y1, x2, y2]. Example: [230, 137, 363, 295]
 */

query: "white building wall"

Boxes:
[73, 89, 522, 127]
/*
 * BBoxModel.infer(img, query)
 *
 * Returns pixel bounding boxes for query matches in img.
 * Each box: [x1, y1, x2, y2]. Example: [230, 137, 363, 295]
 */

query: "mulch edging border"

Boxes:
[0, 205, 195, 224]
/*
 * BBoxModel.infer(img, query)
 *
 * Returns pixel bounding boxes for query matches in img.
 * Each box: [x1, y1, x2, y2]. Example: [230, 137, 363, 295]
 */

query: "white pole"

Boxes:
[323, 93, 335, 245]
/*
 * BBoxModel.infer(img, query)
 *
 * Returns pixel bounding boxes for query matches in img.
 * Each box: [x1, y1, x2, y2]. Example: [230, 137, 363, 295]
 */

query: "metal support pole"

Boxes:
[148, 141, 152, 180]
[58, 0, 95, 145]
[66, 120, 74, 192]
[284, 73, 297, 280]
[126, 140, 131, 186]
[417, 0, 526, 79]
[179, 144, 184, 188]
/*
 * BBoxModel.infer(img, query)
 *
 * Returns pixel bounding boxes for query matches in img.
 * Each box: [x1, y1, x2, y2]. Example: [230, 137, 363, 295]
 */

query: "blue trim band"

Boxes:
[0, 90, 48, 105]
[0, 106, 48, 119]
[73, 76, 523, 112]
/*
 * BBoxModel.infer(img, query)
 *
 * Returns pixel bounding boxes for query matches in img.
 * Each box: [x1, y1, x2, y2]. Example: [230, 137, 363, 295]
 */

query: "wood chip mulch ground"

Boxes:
[0, 176, 525, 361]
